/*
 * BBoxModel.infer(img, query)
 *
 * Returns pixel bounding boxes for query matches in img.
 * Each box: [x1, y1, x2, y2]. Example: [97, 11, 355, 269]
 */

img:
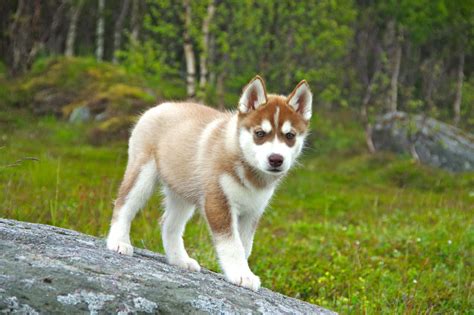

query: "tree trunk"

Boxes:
[48, 0, 67, 55]
[453, 50, 464, 126]
[198, 0, 216, 98]
[10, 0, 26, 74]
[361, 87, 376, 154]
[389, 35, 402, 112]
[130, 0, 141, 43]
[112, 0, 130, 63]
[9, 0, 42, 75]
[208, 32, 216, 86]
[361, 107, 376, 154]
[65, 0, 84, 57]
[183, 0, 196, 98]
[361, 46, 383, 154]
[422, 58, 436, 112]
[358, 26, 383, 154]
[95, 0, 105, 61]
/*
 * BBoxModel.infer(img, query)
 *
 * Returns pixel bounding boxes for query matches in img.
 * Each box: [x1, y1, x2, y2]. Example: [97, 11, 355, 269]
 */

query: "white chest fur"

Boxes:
[219, 172, 275, 215]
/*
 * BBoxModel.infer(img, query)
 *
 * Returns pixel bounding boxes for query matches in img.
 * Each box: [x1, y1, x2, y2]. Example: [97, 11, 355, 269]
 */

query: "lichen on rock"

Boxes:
[0, 219, 335, 315]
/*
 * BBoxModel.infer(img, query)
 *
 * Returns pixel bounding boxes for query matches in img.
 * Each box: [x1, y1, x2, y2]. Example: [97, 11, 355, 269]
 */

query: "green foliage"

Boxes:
[1, 109, 472, 313]
[1, 0, 473, 124]
[210, 0, 356, 106]
[116, 40, 178, 87]
[310, 109, 365, 155]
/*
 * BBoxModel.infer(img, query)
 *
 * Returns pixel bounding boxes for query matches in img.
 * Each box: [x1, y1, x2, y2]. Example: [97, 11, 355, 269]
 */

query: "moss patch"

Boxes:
[89, 115, 138, 145]
[3, 57, 161, 143]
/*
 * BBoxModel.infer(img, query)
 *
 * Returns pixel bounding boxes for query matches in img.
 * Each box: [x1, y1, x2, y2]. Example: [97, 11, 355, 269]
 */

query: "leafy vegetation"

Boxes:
[1, 0, 472, 127]
[1, 108, 472, 313]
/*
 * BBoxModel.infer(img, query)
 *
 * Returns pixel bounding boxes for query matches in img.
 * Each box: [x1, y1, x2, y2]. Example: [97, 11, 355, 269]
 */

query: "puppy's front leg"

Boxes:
[205, 189, 261, 291]
[238, 213, 260, 260]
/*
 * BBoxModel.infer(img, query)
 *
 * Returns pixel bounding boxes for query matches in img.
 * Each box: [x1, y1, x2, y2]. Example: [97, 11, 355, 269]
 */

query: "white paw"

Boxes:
[168, 257, 201, 272]
[107, 239, 134, 256]
[225, 270, 261, 291]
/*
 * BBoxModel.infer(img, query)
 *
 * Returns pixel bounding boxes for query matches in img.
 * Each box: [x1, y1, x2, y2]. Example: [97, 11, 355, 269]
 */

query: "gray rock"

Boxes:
[0, 219, 335, 315]
[94, 111, 108, 121]
[69, 105, 91, 123]
[372, 111, 474, 172]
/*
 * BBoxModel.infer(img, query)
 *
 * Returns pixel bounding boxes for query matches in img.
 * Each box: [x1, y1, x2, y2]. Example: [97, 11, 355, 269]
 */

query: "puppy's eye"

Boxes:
[255, 130, 266, 138]
[285, 132, 295, 140]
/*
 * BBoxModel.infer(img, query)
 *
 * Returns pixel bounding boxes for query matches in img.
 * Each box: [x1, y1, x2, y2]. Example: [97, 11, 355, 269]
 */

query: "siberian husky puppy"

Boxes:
[107, 76, 312, 291]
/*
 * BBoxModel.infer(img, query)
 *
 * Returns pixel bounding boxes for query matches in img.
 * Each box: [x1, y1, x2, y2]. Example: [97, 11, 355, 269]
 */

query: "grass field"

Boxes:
[0, 109, 472, 314]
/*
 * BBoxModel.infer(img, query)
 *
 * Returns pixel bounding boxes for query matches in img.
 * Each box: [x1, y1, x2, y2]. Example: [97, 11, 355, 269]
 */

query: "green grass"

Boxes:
[0, 109, 472, 314]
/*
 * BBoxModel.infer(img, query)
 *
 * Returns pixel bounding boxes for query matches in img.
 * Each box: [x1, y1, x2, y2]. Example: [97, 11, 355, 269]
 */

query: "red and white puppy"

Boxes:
[107, 76, 312, 291]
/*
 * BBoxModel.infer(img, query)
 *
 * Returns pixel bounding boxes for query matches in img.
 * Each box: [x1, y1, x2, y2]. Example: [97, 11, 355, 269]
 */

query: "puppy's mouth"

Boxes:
[267, 168, 283, 173]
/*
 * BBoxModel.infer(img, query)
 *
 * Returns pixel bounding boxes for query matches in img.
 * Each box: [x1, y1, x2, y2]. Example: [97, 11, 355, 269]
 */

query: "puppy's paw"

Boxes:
[168, 257, 201, 272]
[107, 239, 134, 256]
[226, 270, 261, 291]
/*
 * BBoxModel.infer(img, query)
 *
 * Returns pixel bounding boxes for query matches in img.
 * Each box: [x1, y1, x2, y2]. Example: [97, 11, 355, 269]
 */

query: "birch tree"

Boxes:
[48, 1, 67, 55]
[385, 19, 402, 113]
[183, 0, 196, 98]
[9, 0, 43, 74]
[95, 0, 105, 61]
[130, 0, 141, 43]
[112, 0, 130, 63]
[198, 0, 215, 97]
[65, 0, 84, 57]
[389, 31, 402, 112]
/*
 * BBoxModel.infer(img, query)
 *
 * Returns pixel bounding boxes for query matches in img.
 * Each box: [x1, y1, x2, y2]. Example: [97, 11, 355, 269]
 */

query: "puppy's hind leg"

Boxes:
[107, 160, 157, 255]
[161, 187, 200, 272]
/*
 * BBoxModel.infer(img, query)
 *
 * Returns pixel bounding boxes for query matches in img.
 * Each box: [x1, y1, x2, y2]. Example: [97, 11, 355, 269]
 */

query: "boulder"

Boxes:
[372, 111, 474, 172]
[0, 219, 334, 314]
[69, 105, 91, 123]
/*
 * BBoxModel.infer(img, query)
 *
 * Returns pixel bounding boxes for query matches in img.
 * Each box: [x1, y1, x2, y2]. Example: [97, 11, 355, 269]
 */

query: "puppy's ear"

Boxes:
[287, 80, 312, 121]
[238, 76, 268, 113]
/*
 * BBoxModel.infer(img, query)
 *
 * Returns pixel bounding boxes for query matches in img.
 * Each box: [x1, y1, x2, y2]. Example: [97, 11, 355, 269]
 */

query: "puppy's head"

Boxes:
[237, 76, 312, 176]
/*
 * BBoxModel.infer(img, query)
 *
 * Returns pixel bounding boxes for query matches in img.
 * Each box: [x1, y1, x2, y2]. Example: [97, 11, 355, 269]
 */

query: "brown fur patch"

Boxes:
[226, 162, 269, 190]
[242, 163, 270, 188]
[204, 183, 232, 236]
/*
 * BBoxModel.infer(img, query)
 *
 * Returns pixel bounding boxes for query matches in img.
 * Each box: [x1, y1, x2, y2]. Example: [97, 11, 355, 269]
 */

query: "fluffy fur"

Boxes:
[107, 76, 312, 291]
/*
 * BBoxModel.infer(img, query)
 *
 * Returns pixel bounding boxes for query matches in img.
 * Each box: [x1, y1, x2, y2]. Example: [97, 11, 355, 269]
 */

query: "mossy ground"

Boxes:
[1, 105, 472, 313]
[0, 57, 186, 143]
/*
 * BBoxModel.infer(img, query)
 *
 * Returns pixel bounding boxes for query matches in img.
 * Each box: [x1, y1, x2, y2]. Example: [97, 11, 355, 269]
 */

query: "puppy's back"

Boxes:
[129, 102, 229, 202]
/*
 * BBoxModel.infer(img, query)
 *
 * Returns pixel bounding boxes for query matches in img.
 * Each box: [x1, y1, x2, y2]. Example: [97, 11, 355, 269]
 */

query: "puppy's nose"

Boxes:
[268, 154, 284, 167]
